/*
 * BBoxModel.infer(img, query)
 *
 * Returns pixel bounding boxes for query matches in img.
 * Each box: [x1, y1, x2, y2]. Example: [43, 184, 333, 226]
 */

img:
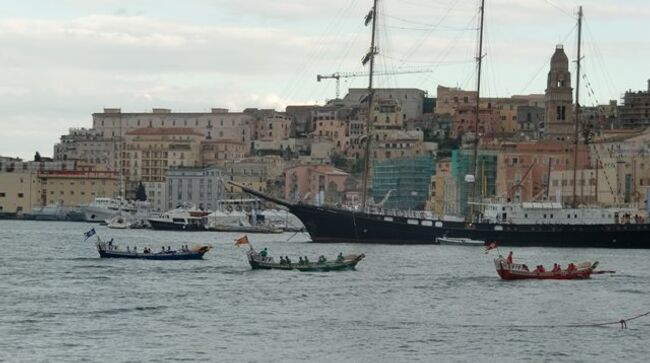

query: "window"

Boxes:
[18, 193, 24, 198]
[0, 192, 5, 197]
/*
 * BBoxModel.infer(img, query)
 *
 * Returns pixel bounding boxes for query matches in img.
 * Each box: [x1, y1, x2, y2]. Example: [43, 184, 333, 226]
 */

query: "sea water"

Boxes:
[0, 220, 648, 362]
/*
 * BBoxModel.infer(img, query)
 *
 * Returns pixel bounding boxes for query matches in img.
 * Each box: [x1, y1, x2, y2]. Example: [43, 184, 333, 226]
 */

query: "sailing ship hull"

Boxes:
[289, 204, 650, 248]
[233, 183, 650, 248]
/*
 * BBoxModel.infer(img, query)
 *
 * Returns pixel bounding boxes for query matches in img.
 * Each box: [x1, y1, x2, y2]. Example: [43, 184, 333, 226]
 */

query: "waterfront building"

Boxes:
[435, 85, 477, 116]
[544, 45, 575, 141]
[0, 170, 39, 215]
[165, 166, 225, 211]
[37, 169, 120, 208]
[619, 80, 650, 128]
[311, 118, 350, 154]
[255, 112, 292, 141]
[372, 155, 434, 210]
[142, 181, 167, 212]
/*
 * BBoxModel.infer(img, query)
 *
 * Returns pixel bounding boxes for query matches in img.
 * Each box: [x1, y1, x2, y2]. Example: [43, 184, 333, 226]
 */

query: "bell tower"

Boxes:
[544, 45, 574, 141]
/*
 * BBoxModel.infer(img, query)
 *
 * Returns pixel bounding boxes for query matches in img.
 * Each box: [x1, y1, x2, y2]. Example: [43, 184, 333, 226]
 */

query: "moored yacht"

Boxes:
[148, 207, 209, 231]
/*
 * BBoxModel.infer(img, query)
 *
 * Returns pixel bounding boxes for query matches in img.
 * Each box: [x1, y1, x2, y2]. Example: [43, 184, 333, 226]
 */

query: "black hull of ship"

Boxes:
[290, 204, 650, 248]
[233, 183, 650, 248]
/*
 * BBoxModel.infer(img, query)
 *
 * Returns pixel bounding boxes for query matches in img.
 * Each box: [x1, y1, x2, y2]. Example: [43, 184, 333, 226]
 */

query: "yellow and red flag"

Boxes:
[234, 235, 249, 246]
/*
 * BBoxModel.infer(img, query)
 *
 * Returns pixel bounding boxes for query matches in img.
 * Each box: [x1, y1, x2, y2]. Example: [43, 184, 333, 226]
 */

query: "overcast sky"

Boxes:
[1, 0, 648, 159]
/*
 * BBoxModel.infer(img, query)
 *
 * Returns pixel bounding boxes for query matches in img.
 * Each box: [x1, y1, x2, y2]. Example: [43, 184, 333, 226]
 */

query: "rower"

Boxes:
[304, 256, 309, 263]
[285, 256, 291, 264]
[318, 255, 326, 263]
[260, 248, 268, 257]
[336, 252, 344, 262]
[280, 256, 285, 264]
[299, 257, 304, 264]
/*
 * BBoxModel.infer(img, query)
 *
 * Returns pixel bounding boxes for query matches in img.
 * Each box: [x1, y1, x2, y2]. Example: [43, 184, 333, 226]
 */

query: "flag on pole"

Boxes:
[234, 235, 249, 246]
[484, 241, 498, 253]
[84, 228, 96, 241]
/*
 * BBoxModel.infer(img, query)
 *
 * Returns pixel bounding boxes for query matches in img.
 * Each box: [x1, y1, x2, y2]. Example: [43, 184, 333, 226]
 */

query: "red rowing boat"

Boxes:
[494, 256, 597, 280]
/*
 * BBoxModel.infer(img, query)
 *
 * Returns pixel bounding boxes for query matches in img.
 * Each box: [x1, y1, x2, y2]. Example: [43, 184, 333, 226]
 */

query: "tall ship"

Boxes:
[237, 1, 650, 248]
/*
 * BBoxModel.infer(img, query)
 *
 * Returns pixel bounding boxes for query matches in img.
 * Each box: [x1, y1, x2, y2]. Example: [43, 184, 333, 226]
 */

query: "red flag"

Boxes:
[234, 235, 249, 246]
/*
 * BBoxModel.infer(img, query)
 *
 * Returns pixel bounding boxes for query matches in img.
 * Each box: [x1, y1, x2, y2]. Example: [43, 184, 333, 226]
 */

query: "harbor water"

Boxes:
[0, 220, 648, 362]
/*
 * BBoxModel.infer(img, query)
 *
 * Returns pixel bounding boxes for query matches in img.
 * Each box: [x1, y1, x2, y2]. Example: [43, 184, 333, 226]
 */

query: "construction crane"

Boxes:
[317, 68, 437, 99]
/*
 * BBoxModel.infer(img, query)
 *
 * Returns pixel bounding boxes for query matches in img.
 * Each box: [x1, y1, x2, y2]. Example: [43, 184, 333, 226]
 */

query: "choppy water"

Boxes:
[0, 220, 648, 362]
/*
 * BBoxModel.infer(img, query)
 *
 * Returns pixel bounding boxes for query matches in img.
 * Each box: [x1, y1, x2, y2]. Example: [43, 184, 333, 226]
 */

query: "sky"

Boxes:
[0, 0, 648, 159]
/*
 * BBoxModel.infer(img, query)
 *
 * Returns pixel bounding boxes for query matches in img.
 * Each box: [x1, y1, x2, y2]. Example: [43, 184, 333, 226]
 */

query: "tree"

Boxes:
[34, 152, 42, 162]
[135, 182, 147, 201]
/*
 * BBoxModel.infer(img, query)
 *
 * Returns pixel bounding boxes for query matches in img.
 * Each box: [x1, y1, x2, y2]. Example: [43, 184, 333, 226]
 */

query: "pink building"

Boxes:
[284, 164, 349, 204]
[496, 142, 591, 203]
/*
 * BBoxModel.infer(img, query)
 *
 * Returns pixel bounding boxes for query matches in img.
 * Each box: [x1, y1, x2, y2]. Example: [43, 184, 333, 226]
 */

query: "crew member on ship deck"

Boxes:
[506, 251, 513, 264]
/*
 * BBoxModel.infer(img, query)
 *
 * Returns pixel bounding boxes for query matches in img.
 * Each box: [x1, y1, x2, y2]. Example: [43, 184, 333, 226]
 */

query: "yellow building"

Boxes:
[38, 169, 120, 207]
[201, 139, 248, 166]
[123, 127, 205, 184]
[0, 171, 39, 215]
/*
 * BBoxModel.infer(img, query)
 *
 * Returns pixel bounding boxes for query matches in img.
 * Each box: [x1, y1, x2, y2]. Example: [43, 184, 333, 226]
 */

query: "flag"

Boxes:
[234, 235, 249, 246]
[484, 241, 498, 253]
[84, 228, 96, 241]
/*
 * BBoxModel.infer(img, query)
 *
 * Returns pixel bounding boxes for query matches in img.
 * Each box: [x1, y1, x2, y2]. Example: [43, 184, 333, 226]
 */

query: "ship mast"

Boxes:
[360, 0, 379, 210]
[571, 6, 583, 208]
[469, 0, 485, 221]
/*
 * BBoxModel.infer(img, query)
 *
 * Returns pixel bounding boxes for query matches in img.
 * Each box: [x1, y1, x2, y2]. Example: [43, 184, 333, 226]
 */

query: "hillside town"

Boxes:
[1, 45, 650, 220]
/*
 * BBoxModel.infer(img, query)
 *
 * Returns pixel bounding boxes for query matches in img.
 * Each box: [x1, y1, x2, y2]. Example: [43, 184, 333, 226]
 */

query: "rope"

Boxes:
[481, 311, 650, 330]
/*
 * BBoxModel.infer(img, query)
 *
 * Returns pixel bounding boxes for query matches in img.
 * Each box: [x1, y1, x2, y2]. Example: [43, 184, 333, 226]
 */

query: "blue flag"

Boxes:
[84, 228, 96, 241]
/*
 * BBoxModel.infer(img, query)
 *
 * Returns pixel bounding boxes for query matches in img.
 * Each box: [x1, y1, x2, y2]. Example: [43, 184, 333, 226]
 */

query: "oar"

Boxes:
[593, 270, 616, 274]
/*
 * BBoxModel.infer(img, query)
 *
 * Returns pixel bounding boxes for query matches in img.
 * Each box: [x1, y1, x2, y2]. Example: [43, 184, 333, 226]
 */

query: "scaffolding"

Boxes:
[451, 149, 497, 216]
[372, 155, 435, 210]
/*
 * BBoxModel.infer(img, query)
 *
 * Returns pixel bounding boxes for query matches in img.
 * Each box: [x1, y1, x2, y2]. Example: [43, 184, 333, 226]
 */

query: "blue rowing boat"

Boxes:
[86, 228, 211, 260]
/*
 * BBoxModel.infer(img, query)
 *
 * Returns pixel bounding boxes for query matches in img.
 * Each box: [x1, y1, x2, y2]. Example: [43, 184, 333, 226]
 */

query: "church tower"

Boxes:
[544, 45, 574, 141]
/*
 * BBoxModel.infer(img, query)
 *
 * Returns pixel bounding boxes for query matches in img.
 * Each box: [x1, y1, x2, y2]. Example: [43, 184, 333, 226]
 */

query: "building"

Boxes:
[255, 112, 292, 141]
[451, 149, 498, 216]
[544, 45, 575, 141]
[122, 127, 205, 190]
[165, 166, 225, 211]
[284, 164, 348, 204]
[37, 169, 120, 207]
[53, 128, 117, 170]
[372, 155, 434, 210]
[92, 108, 256, 144]
[223, 156, 285, 198]
[495, 142, 591, 204]
[343, 88, 426, 121]
[619, 80, 650, 128]
[435, 86, 477, 116]
[517, 106, 545, 140]
[201, 139, 248, 166]
[0, 170, 39, 215]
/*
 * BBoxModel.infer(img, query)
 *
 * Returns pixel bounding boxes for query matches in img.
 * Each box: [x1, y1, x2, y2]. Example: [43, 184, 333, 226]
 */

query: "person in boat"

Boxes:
[133, 246, 137, 253]
[127, 246, 130, 253]
[567, 263, 577, 272]
[522, 264, 529, 271]
[299, 257, 304, 264]
[280, 256, 285, 264]
[304, 256, 309, 263]
[167, 246, 172, 252]
[318, 255, 327, 263]
[536, 265, 546, 273]
[336, 252, 344, 262]
[285, 256, 291, 264]
[506, 251, 513, 264]
[260, 248, 268, 257]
